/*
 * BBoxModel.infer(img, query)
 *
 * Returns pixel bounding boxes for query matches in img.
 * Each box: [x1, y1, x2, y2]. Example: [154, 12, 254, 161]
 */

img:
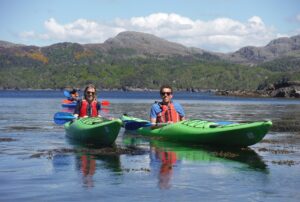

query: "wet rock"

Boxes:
[258, 148, 294, 154]
[0, 137, 17, 142]
[271, 160, 299, 166]
[216, 80, 300, 98]
[30, 147, 147, 159]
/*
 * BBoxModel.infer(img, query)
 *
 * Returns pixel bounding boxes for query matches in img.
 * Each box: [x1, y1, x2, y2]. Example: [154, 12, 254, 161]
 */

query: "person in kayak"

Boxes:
[68, 89, 79, 102]
[74, 84, 102, 118]
[150, 85, 185, 126]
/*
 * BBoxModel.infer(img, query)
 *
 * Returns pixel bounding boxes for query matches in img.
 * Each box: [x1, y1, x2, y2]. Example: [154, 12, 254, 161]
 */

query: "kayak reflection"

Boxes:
[123, 135, 267, 170]
[123, 134, 268, 189]
[150, 140, 268, 171]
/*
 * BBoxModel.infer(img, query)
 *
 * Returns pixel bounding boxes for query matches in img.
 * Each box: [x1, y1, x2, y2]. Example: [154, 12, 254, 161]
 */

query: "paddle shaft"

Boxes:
[124, 120, 168, 130]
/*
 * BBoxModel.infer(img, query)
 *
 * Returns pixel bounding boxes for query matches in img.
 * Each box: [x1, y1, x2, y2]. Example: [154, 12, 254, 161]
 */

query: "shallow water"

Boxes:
[0, 91, 300, 201]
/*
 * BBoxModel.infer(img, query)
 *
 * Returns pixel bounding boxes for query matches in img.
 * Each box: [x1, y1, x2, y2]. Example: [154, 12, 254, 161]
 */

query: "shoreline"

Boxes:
[0, 87, 216, 93]
[0, 87, 299, 99]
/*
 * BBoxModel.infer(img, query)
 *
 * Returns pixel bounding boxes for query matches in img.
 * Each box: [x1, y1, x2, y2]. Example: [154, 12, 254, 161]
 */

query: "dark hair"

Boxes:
[70, 89, 77, 94]
[160, 84, 173, 94]
[84, 84, 97, 99]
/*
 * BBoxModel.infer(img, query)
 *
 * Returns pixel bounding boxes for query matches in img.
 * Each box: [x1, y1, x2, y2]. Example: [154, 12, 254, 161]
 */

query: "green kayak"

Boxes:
[121, 115, 272, 147]
[64, 117, 122, 146]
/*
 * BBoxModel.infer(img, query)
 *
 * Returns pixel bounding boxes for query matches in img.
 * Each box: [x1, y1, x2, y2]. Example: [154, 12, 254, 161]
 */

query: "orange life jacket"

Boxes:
[63, 99, 72, 104]
[79, 100, 98, 117]
[156, 102, 180, 123]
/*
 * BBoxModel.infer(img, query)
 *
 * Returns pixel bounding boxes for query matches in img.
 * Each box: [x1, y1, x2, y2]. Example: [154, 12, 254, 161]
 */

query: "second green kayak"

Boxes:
[121, 115, 272, 147]
[64, 117, 122, 146]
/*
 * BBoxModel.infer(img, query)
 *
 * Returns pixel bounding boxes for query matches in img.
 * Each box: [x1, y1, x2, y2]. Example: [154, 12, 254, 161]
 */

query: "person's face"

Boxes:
[85, 87, 96, 101]
[71, 92, 78, 98]
[160, 88, 173, 103]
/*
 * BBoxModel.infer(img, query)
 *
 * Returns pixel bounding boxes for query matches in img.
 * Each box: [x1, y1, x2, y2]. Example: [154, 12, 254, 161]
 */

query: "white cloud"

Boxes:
[20, 18, 125, 44]
[20, 13, 283, 52]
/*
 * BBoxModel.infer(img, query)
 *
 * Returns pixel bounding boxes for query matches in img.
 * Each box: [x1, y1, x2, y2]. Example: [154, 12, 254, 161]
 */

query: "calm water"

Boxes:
[0, 90, 300, 202]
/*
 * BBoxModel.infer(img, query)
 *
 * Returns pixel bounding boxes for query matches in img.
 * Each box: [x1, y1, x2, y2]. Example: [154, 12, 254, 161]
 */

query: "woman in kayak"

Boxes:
[74, 84, 102, 118]
[150, 85, 185, 126]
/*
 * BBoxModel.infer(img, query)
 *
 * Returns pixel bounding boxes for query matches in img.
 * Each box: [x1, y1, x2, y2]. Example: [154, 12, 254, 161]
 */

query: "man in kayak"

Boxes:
[68, 89, 79, 102]
[74, 84, 102, 118]
[150, 85, 185, 126]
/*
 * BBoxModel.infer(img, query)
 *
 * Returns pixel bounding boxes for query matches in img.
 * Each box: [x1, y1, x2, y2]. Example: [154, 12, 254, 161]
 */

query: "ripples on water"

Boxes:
[0, 91, 300, 201]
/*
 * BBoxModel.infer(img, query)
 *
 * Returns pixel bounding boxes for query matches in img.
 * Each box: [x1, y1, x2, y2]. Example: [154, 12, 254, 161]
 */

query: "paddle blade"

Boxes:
[53, 112, 75, 125]
[63, 90, 71, 98]
[62, 99, 72, 104]
[54, 118, 70, 125]
[124, 121, 152, 130]
[101, 107, 110, 115]
[101, 100, 110, 106]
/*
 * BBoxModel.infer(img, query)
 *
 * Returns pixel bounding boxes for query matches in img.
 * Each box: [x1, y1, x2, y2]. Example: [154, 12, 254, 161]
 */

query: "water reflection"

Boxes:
[123, 134, 268, 189]
[51, 144, 123, 188]
[52, 153, 73, 172]
[150, 145, 177, 189]
[61, 107, 75, 113]
[77, 155, 96, 187]
[75, 152, 122, 187]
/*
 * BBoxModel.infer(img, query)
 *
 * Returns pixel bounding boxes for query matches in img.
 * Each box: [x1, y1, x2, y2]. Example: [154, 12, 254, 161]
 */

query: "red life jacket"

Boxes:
[79, 100, 98, 117]
[156, 102, 180, 123]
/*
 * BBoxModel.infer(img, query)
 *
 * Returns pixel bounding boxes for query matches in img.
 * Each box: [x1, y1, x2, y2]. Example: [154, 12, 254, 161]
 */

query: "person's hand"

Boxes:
[74, 114, 79, 119]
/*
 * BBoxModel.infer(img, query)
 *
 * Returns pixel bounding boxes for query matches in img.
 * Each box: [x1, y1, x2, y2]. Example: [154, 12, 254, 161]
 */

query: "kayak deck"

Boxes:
[65, 117, 122, 146]
[121, 115, 272, 147]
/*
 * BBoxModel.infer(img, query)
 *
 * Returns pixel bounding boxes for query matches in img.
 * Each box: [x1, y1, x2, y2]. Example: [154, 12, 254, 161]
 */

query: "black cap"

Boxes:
[70, 89, 77, 94]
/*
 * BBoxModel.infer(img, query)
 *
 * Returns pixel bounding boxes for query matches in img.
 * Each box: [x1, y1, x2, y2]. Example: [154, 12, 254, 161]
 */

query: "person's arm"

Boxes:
[73, 100, 81, 118]
[97, 101, 102, 117]
[150, 117, 156, 124]
[150, 104, 164, 129]
[174, 102, 185, 121]
[150, 104, 158, 123]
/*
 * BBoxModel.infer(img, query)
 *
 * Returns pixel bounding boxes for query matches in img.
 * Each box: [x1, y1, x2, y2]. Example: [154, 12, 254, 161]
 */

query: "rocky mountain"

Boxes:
[0, 40, 24, 48]
[1, 31, 300, 66]
[0, 31, 217, 67]
[224, 35, 300, 65]
[101, 31, 204, 56]
[0, 31, 300, 91]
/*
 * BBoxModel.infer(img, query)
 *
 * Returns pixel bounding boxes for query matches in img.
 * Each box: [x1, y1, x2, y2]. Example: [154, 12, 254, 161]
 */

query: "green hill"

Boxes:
[0, 31, 299, 90]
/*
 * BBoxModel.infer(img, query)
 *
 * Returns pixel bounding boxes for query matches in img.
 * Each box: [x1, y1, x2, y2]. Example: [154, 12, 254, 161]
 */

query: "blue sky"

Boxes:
[0, 0, 299, 52]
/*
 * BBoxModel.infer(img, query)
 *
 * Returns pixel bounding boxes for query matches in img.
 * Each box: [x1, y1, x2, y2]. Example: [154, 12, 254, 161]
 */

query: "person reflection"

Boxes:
[153, 147, 177, 189]
[80, 155, 96, 187]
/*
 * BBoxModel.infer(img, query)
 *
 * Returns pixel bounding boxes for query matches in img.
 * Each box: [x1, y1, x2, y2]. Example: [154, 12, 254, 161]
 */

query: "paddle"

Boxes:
[123, 120, 235, 130]
[53, 112, 75, 125]
[63, 90, 71, 98]
[124, 120, 168, 130]
[101, 107, 110, 114]
[101, 100, 110, 106]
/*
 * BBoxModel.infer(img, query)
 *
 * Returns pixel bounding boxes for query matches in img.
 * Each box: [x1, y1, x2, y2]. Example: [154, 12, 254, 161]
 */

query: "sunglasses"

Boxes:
[86, 91, 95, 95]
[160, 92, 172, 96]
